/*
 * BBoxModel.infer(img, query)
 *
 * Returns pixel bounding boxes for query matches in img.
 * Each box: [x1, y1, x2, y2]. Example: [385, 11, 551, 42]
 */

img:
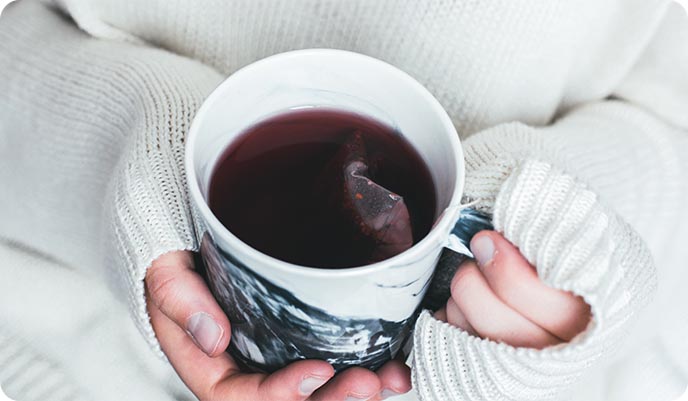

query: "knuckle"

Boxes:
[146, 267, 179, 309]
[256, 387, 276, 401]
[451, 261, 478, 296]
[204, 380, 222, 401]
[489, 258, 532, 300]
[489, 265, 525, 304]
[203, 368, 239, 401]
[254, 377, 280, 401]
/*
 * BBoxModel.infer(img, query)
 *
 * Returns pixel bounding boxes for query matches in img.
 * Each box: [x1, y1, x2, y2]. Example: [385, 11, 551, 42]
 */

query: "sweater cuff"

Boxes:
[412, 159, 656, 401]
[106, 158, 199, 358]
[103, 64, 222, 358]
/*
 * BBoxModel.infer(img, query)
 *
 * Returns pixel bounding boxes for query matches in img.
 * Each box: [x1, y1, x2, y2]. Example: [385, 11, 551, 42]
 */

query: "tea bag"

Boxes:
[318, 130, 413, 264]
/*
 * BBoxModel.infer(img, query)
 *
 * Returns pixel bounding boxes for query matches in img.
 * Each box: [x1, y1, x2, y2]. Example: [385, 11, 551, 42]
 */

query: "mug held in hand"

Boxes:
[189, 50, 487, 374]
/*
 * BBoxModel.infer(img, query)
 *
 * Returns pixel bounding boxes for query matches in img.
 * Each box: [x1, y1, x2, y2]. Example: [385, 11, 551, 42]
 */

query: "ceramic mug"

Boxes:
[186, 49, 492, 373]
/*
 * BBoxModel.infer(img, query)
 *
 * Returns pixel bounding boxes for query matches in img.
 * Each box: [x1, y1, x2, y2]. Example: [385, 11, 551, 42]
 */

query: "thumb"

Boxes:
[470, 231, 591, 341]
[145, 250, 231, 357]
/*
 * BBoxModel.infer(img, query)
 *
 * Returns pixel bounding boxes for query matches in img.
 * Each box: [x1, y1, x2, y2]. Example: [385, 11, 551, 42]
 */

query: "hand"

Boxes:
[145, 251, 412, 400]
[435, 231, 591, 348]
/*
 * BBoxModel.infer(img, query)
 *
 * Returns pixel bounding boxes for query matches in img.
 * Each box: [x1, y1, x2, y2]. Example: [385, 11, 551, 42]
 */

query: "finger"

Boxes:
[149, 299, 334, 401]
[451, 261, 561, 349]
[145, 251, 231, 356]
[309, 367, 381, 401]
[434, 306, 447, 322]
[148, 297, 237, 397]
[372, 360, 412, 400]
[445, 298, 478, 336]
[470, 231, 592, 341]
[249, 360, 334, 401]
[436, 300, 478, 336]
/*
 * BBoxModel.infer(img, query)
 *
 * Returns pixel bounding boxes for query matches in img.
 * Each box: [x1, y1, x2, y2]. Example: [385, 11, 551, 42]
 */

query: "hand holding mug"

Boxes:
[186, 49, 475, 373]
[145, 251, 412, 401]
[170, 49, 591, 400]
[436, 231, 592, 348]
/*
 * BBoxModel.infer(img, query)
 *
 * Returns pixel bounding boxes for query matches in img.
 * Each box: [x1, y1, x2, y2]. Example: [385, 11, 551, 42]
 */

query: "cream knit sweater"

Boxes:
[1, 1, 687, 400]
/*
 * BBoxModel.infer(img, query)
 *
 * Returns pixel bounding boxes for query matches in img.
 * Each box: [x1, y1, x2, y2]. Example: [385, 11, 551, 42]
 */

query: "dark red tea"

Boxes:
[208, 108, 436, 268]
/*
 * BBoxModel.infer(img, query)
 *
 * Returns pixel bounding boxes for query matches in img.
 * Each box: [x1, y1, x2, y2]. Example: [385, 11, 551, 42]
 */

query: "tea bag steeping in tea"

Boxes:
[210, 108, 436, 269]
[318, 130, 414, 264]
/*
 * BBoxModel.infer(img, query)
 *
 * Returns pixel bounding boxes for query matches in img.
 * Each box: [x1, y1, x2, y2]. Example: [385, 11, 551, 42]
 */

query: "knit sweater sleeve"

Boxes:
[411, 7, 688, 400]
[0, 1, 223, 356]
[2, 2, 687, 400]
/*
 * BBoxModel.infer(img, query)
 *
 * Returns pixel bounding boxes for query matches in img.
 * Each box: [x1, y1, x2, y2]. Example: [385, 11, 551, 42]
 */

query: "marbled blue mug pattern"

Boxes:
[451, 207, 494, 250]
[200, 207, 493, 373]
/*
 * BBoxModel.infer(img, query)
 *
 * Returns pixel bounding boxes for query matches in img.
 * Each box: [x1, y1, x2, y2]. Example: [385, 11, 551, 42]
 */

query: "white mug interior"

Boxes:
[186, 49, 465, 321]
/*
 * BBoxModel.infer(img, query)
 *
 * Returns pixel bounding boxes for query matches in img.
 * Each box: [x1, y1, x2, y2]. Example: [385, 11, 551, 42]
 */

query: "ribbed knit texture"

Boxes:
[413, 160, 657, 400]
[0, 240, 195, 401]
[1, 1, 687, 400]
[0, 0, 223, 358]
[0, 329, 88, 401]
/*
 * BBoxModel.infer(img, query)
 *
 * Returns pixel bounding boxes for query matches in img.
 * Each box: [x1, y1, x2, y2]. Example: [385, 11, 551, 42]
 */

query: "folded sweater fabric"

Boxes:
[1, 1, 687, 400]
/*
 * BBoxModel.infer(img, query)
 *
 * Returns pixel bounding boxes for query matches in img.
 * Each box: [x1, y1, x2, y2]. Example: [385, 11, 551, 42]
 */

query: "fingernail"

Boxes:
[186, 312, 223, 355]
[380, 388, 400, 399]
[299, 376, 328, 396]
[471, 235, 495, 267]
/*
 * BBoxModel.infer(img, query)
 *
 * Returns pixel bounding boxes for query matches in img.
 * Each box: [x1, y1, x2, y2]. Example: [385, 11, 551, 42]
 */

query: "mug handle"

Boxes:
[444, 206, 494, 257]
[399, 206, 494, 356]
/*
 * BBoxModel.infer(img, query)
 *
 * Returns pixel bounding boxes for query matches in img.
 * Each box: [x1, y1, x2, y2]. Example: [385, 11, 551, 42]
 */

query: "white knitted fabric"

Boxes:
[0, 1, 687, 400]
[413, 159, 656, 400]
[0, 241, 194, 401]
[0, 327, 87, 401]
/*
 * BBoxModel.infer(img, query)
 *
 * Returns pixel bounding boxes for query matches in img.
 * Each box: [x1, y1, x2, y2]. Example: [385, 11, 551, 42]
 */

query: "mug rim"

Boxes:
[185, 48, 465, 278]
